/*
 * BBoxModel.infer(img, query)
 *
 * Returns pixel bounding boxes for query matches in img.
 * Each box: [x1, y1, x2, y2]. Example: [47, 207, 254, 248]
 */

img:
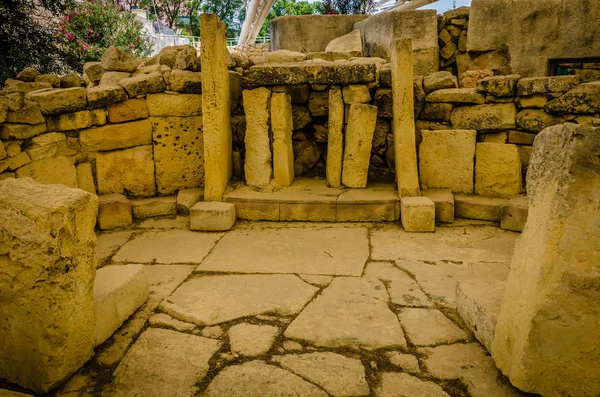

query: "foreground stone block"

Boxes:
[475, 143, 522, 198]
[80, 119, 152, 152]
[96, 145, 156, 196]
[177, 188, 204, 214]
[454, 194, 508, 221]
[94, 264, 149, 346]
[243, 88, 272, 187]
[15, 156, 77, 188]
[86, 85, 127, 109]
[400, 197, 435, 232]
[26, 87, 87, 115]
[422, 189, 454, 223]
[342, 103, 377, 188]
[75, 162, 96, 194]
[190, 202, 235, 231]
[492, 124, 600, 397]
[0, 178, 98, 393]
[97, 194, 132, 230]
[419, 129, 476, 193]
[271, 92, 294, 187]
[500, 195, 528, 232]
[131, 196, 177, 219]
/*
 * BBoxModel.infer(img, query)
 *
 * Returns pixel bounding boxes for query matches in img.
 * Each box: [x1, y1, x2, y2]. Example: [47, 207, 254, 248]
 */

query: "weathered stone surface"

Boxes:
[475, 143, 522, 198]
[422, 188, 454, 223]
[477, 75, 520, 97]
[80, 119, 152, 151]
[157, 45, 199, 71]
[420, 102, 453, 121]
[293, 140, 322, 176]
[15, 156, 77, 187]
[515, 109, 563, 133]
[94, 264, 149, 346]
[500, 195, 528, 232]
[190, 201, 235, 231]
[6, 101, 44, 124]
[426, 88, 485, 104]
[454, 194, 508, 221]
[364, 261, 432, 307]
[176, 188, 204, 214]
[325, 29, 363, 56]
[517, 75, 581, 96]
[83, 62, 104, 83]
[96, 145, 156, 196]
[7, 152, 31, 170]
[451, 103, 516, 131]
[342, 103, 377, 188]
[508, 130, 536, 145]
[0, 123, 46, 140]
[131, 196, 177, 219]
[545, 81, 600, 114]
[374, 372, 450, 397]
[342, 84, 370, 104]
[419, 129, 476, 193]
[243, 87, 272, 187]
[423, 71, 457, 94]
[107, 98, 148, 123]
[167, 70, 202, 93]
[99, 71, 131, 86]
[86, 85, 127, 109]
[95, 230, 131, 265]
[146, 93, 202, 117]
[491, 124, 600, 397]
[271, 92, 294, 186]
[0, 90, 25, 111]
[398, 308, 467, 346]
[203, 361, 328, 397]
[16, 67, 40, 82]
[60, 73, 82, 88]
[97, 194, 132, 230]
[0, 178, 97, 393]
[308, 90, 329, 116]
[273, 352, 369, 396]
[148, 313, 196, 332]
[101, 47, 138, 72]
[385, 352, 421, 374]
[150, 116, 204, 194]
[292, 105, 312, 130]
[46, 110, 92, 131]
[35, 74, 60, 88]
[103, 328, 220, 397]
[265, 49, 307, 63]
[401, 196, 435, 232]
[160, 275, 317, 325]
[26, 87, 87, 115]
[228, 323, 279, 356]
[459, 69, 494, 88]
[119, 72, 165, 97]
[516, 95, 547, 109]
[75, 162, 96, 194]
[285, 277, 407, 349]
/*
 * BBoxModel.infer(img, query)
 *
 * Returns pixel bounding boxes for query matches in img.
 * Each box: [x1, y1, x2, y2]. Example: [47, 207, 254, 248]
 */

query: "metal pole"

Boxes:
[239, 0, 261, 45]
[247, 0, 275, 44]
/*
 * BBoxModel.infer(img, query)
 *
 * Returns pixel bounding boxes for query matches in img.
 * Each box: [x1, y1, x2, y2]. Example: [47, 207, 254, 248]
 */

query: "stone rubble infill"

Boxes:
[228, 323, 279, 357]
[102, 328, 221, 397]
[374, 372, 451, 397]
[272, 352, 370, 396]
[398, 308, 469, 346]
[364, 261, 433, 307]
[284, 277, 407, 349]
[159, 274, 318, 325]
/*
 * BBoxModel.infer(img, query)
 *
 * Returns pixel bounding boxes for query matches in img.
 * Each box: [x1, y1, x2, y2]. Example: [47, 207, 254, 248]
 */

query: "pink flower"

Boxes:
[60, 25, 65, 31]
[84, 43, 89, 50]
[66, 32, 74, 40]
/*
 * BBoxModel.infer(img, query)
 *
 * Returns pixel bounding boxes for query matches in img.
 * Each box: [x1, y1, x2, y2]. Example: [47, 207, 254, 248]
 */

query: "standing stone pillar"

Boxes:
[327, 86, 344, 188]
[201, 14, 232, 201]
[0, 178, 98, 393]
[341, 103, 377, 188]
[491, 124, 600, 397]
[391, 38, 420, 197]
[270, 92, 294, 187]
[243, 87, 272, 187]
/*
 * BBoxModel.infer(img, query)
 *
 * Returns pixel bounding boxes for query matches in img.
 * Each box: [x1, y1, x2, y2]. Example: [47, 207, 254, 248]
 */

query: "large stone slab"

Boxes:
[203, 361, 328, 397]
[0, 178, 97, 393]
[96, 145, 156, 196]
[545, 81, 600, 115]
[243, 87, 272, 187]
[228, 323, 279, 357]
[270, 92, 294, 186]
[450, 103, 516, 132]
[284, 277, 407, 349]
[102, 328, 221, 397]
[341, 103, 377, 188]
[398, 308, 468, 346]
[491, 124, 600, 397]
[197, 227, 368, 276]
[374, 372, 450, 397]
[14, 156, 77, 188]
[26, 87, 87, 115]
[419, 129, 476, 193]
[326, 86, 344, 187]
[475, 143, 522, 198]
[112, 229, 221, 264]
[364, 261, 432, 307]
[80, 119, 152, 151]
[159, 274, 317, 325]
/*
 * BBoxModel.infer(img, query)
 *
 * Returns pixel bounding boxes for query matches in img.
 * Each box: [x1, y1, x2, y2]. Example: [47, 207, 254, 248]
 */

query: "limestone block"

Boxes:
[423, 71, 457, 94]
[107, 98, 148, 123]
[500, 195, 528, 232]
[325, 29, 363, 56]
[190, 201, 235, 231]
[491, 124, 600, 397]
[146, 93, 202, 117]
[459, 69, 494, 89]
[454, 194, 508, 221]
[419, 129, 476, 193]
[373, 88, 393, 118]
[450, 103, 517, 131]
[545, 81, 600, 115]
[80, 119, 152, 152]
[480, 132, 508, 144]
[426, 88, 485, 104]
[477, 75, 520, 97]
[16, 67, 40, 82]
[342, 85, 371, 104]
[0, 178, 98, 393]
[475, 143, 522, 198]
[150, 116, 204, 194]
[177, 188, 204, 214]
[60, 72, 82, 88]
[200, 14, 232, 201]
[97, 194, 132, 230]
[516, 95, 547, 109]
[271, 92, 295, 187]
[515, 109, 563, 133]
[292, 105, 312, 130]
[119, 72, 165, 97]
[96, 145, 156, 196]
[131, 196, 177, 219]
[3, 79, 52, 94]
[342, 104, 377, 188]
[508, 130, 536, 145]
[0, 123, 46, 140]
[6, 101, 44, 125]
[15, 156, 77, 187]
[400, 197, 435, 232]
[7, 152, 31, 170]
[326, 87, 344, 188]
[229, 71, 243, 113]
[0, 90, 25, 111]
[167, 70, 202, 94]
[308, 90, 329, 116]
[76, 162, 96, 194]
[422, 189, 454, 223]
[34, 74, 59, 88]
[46, 110, 92, 132]
[101, 47, 138, 72]
[83, 62, 105, 83]
[156, 45, 199, 71]
[290, 84, 310, 103]
[86, 85, 127, 109]
[243, 88, 272, 187]
[26, 87, 87, 115]
[517, 76, 580, 96]
[0, 142, 6, 160]
[420, 102, 453, 122]
[94, 264, 149, 346]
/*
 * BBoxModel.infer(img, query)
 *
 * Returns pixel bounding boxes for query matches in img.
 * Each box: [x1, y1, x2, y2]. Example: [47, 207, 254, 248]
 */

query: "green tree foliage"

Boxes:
[185, 0, 245, 38]
[317, 0, 374, 14]
[55, 0, 153, 67]
[258, 0, 318, 37]
[0, 0, 73, 82]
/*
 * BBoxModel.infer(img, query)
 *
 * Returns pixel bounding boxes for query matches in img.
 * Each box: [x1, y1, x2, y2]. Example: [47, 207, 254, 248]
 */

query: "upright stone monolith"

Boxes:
[243, 87, 272, 187]
[327, 86, 344, 188]
[201, 14, 232, 201]
[491, 124, 600, 397]
[271, 92, 294, 186]
[391, 38, 420, 197]
[342, 103, 377, 188]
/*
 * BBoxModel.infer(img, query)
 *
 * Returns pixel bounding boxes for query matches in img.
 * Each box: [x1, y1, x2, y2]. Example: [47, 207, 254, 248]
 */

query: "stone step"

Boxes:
[93, 264, 150, 346]
[500, 195, 529, 232]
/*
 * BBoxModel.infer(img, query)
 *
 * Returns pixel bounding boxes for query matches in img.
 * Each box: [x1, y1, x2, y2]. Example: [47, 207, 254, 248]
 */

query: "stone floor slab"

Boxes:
[398, 308, 468, 346]
[136, 216, 189, 229]
[103, 328, 221, 397]
[374, 372, 450, 397]
[112, 229, 222, 263]
[364, 262, 433, 307]
[228, 323, 279, 357]
[273, 352, 370, 397]
[197, 227, 369, 276]
[159, 275, 318, 325]
[96, 231, 132, 265]
[385, 352, 421, 374]
[203, 361, 328, 397]
[284, 277, 407, 349]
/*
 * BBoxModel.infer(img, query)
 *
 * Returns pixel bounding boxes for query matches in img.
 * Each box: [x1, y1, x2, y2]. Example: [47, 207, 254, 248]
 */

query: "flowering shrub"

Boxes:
[55, 1, 153, 68]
